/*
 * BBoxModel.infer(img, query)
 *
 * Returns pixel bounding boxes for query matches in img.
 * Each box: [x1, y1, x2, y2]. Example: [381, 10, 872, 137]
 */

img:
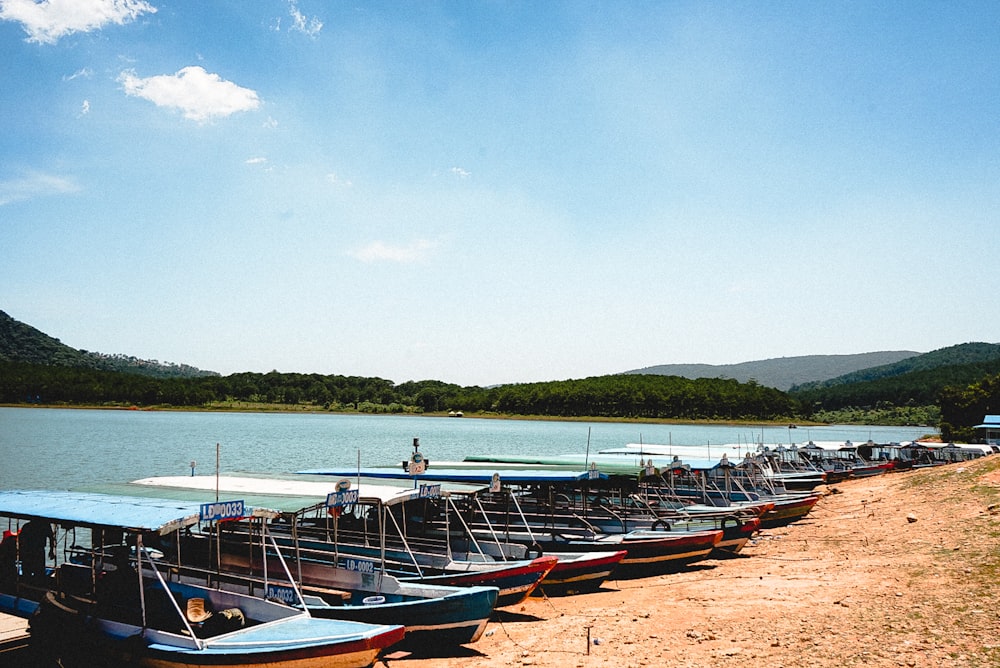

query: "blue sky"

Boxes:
[2, 1, 998, 387]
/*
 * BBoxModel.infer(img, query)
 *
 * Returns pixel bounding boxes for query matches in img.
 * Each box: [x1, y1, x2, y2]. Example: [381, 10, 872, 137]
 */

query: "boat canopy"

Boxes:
[116, 474, 484, 510]
[298, 467, 609, 485]
[797, 440, 866, 451]
[460, 453, 731, 475]
[459, 453, 731, 473]
[973, 415, 1000, 428]
[0, 489, 209, 535]
[603, 443, 763, 458]
[82, 479, 325, 516]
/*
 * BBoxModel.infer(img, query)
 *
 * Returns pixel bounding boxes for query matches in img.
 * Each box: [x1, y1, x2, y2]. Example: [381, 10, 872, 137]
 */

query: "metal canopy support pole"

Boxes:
[509, 492, 537, 545]
[474, 495, 508, 559]
[447, 495, 488, 562]
[146, 539, 204, 650]
[136, 534, 147, 630]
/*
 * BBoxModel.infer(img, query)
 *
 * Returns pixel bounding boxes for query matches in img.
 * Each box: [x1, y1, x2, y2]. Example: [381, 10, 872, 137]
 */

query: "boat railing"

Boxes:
[292, 524, 452, 565]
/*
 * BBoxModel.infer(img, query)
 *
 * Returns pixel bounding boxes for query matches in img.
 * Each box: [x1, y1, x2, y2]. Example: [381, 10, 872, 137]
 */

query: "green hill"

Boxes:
[788, 343, 1000, 413]
[790, 342, 1000, 392]
[0, 310, 217, 379]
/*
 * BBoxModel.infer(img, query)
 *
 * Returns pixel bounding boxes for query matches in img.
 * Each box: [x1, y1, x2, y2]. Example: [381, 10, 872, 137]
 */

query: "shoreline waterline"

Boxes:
[0, 403, 931, 432]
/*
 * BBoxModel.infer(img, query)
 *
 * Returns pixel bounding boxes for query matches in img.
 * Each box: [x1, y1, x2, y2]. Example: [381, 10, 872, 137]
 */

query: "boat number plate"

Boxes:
[343, 558, 377, 574]
[266, 584, 297, 604]
[200, 499, 245, 521]
[419, 484, 441, 498]
[327, 489, 360, 507]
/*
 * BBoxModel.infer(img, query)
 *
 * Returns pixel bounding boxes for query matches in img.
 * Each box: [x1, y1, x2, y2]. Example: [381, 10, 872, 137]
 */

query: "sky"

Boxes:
[2, 1, 999, 387]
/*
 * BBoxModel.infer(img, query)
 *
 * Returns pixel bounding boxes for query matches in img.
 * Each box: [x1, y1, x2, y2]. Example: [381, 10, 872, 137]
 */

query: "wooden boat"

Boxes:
[531, 549, 627, 595]
[641, 460, 819, 529]
[601, 444, 829, 491]
[0, 489, 404, 668]
[296, 467, 632, 593]
[446, 483, 755, 558]
[615, 493, 761, 555]
[301, 467, 722, 578]
[112, 475, 501, 646]
[126, 475, 552, 608]
[447, 450, 814, 531]
[798, 441, 894, 480]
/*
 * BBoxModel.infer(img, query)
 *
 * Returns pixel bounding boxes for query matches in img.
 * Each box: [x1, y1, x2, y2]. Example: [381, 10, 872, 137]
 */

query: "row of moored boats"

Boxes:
[0, 436, 988, 667]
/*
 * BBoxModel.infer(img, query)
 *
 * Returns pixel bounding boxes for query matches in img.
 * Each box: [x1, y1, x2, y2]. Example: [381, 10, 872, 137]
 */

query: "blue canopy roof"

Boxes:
[0, 490, 204, 534]
[974, 415, 1000, 428]
[297, 467, 609, 485]
[0, 489, 280, 534]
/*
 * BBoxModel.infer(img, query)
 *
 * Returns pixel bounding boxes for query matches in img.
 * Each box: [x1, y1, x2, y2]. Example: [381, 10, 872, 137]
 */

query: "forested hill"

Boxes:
[790, 342, 1000, 392]
[788, 342, 1000, 414]
[0, 310, 217, 379]
[625, 351, 919, 391]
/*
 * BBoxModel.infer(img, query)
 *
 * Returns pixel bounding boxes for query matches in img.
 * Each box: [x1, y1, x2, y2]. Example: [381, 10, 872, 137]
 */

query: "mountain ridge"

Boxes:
[3, 309, 986, 392]
[0, 310, 218, 379]
[624, 351, 921, 391]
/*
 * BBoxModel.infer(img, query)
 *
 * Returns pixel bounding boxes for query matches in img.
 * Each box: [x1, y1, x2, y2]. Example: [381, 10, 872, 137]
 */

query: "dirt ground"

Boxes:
[389, 457, 1000, 668]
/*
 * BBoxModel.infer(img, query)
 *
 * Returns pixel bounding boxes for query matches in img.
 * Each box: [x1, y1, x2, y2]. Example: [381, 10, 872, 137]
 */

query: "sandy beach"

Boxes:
[392, 457, 1000, 668]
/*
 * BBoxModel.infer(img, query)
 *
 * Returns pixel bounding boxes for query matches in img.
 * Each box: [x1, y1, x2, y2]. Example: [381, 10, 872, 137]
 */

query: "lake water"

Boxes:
[0, 407, 935, 490]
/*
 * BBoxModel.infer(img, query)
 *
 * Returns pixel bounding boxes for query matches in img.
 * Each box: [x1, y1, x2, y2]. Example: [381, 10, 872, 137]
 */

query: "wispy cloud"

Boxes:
[449, 167, 471, 179]
[118, 66, 260, 123]
[63, 68, 93, 81]
[326, 173, 353, 188]
[245, 157, 267, 165]
[288, 0, 321, 38]
[0, 171, 80, 206]
[79, 99, 90, 116]
[350, 239, 438, 263]
[0, 0, 156, 45]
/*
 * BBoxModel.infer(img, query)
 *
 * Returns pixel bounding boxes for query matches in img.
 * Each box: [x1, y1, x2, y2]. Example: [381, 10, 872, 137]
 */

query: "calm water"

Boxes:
[0, 407, 935, 490]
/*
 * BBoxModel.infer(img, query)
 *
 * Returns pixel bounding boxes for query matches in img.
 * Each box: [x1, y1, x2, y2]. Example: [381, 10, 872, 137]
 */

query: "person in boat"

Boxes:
[18, 520, 55, 583]
[97, 544, 141, 620]
[0, 530, 17, 590]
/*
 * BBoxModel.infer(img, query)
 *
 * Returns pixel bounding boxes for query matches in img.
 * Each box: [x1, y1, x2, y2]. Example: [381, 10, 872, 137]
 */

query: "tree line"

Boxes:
[0, 362, 795, 421]
[4, 359, 1000, 437]
[938, 372, 1000, 442]
[789, 358, 1000, 415]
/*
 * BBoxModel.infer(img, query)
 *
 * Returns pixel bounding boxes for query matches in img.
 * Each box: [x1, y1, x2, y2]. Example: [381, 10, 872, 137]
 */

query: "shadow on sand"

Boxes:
[382, 644, 488, 661]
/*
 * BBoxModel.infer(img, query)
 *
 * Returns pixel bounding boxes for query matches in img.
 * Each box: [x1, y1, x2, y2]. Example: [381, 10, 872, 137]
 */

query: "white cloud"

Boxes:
[0, 0, 156, 45]
[450, 167, 471, 179]
[326, 173, 353, 188]
[79, 99, 90, 116]
[350, 239, 437, 263]
[118, 66, 260, 123]
[287, 0, 321, 38]
[245, 157, 267, 165]
[0, 171, 80, 206]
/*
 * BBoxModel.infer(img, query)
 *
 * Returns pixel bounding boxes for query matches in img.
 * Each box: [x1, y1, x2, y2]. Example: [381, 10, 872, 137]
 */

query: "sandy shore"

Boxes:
[389, 457, 1000, 668]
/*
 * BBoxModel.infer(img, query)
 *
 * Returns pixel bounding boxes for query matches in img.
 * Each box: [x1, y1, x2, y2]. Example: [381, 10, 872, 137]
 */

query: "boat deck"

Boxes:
[0, 611, 29, 655]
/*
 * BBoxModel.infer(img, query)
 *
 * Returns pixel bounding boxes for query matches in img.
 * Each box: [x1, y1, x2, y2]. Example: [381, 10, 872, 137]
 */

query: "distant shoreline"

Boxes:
[0, 402, 896, 430]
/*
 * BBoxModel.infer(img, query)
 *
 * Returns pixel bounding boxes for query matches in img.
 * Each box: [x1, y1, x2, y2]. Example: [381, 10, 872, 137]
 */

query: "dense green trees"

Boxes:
[938, 372, 1000, 442]
[0, 361, 797, 421]
[491, 375, 794, 420]
[5, 313, 1000, 433]
[790, 359, 1000, 415]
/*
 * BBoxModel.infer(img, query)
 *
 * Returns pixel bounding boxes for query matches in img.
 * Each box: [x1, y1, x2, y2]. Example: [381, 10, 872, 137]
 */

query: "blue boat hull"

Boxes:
[305, 585, 497, 647]
[28, 589, 405, 668]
